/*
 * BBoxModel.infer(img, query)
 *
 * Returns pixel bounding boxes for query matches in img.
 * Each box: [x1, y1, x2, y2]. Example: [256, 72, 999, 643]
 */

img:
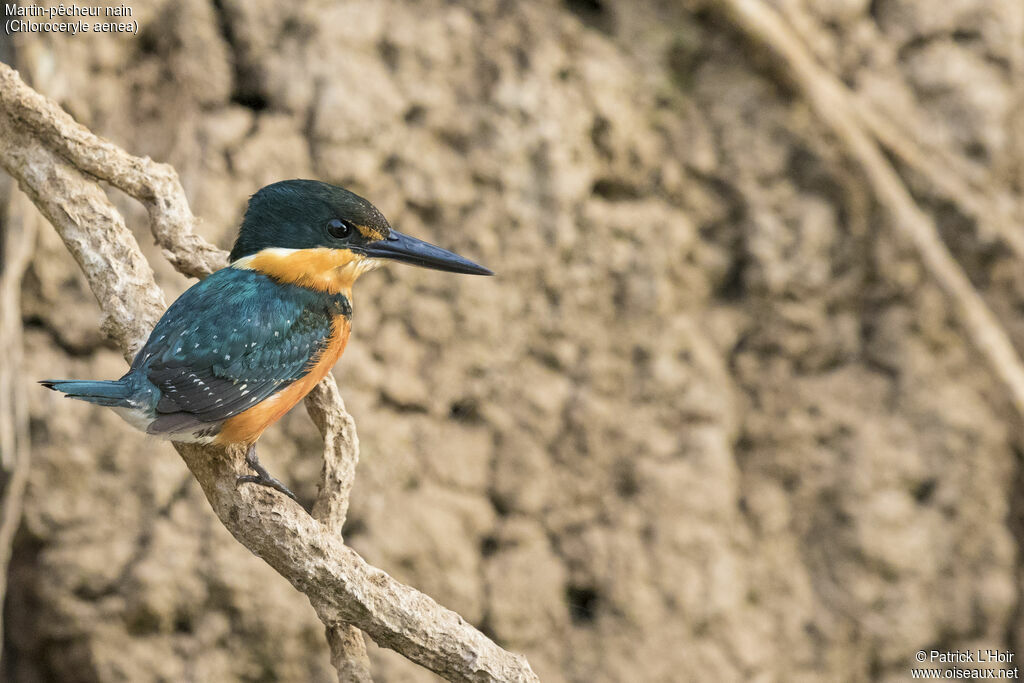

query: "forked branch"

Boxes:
[0, 63, 536, 683]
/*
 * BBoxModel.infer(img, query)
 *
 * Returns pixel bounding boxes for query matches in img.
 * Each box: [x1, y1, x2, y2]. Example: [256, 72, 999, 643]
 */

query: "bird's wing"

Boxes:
[136, 268, 345, 434]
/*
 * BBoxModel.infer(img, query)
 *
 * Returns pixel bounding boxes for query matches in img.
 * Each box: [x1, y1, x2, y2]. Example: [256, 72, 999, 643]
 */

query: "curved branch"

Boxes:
[0, 112, 166, 355]
[0, 65, 224, 279]
[307, 376, 362, 535]
[0, 63, 537, 683]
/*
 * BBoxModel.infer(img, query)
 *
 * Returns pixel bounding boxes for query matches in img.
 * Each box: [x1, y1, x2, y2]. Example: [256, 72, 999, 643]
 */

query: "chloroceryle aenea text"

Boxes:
[41, 179, 492, 500]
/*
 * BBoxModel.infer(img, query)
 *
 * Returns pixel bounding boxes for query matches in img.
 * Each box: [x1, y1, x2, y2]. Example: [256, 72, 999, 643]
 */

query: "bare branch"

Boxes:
[305, 364, 370, 678]
[307, 375, 362, 534]
[326, 622, 373, 683]
[0, 63, 537, 683]
[0, 61, 370, 679]
[713, 0, 1024, 421]
[0, 112, 166, 356]
[176, 442, 535, 682]
[0, 65, 225, 279]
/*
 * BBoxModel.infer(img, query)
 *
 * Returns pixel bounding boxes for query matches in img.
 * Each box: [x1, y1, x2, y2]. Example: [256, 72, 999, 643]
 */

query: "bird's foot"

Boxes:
[237, 445, 298, 502]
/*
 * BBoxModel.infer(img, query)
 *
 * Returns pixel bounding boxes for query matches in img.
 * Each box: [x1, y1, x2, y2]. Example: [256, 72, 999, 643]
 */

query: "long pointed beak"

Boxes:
[358, 230, 493, 276]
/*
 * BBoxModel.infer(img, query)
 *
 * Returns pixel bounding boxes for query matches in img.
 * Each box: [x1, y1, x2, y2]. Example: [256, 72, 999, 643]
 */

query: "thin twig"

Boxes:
[849, 89, 1024, 260]
[714, 0, 1024, 421]
[307, 376, 362, 534]
[306, 375, 370, 677]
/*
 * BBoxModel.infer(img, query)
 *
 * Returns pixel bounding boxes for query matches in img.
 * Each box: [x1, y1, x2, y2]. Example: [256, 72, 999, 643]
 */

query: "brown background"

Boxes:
[3, 0, 1024, 680]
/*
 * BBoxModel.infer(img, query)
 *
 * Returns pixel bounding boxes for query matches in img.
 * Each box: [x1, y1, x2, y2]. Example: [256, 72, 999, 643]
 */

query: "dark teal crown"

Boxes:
[229, 180, 392, 261]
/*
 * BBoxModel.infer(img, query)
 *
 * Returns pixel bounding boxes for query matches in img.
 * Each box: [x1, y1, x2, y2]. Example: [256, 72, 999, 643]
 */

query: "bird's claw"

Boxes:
[237, 446, 299, 502]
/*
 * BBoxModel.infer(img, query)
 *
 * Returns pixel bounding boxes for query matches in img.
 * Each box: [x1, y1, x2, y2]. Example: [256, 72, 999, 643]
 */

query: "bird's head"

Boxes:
[229, 180, 491, 294]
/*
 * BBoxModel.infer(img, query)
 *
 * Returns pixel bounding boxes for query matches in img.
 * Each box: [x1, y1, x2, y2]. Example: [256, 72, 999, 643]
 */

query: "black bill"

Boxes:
[359, 230, 493, 276]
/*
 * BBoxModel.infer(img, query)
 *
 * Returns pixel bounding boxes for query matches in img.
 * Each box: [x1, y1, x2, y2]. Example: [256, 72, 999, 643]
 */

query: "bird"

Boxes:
[40, 179, 492, 501]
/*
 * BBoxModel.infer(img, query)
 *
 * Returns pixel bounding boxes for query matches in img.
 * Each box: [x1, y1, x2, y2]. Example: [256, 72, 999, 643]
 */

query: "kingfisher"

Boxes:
[41, 179, 491, 500]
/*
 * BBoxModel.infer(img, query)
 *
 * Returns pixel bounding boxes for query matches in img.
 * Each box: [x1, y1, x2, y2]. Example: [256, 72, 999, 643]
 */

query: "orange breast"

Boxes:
[216, 316, 352, 445]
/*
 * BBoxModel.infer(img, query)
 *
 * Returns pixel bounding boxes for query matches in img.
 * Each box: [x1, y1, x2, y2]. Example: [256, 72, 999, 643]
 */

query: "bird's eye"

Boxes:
[327, 218, 354, 239]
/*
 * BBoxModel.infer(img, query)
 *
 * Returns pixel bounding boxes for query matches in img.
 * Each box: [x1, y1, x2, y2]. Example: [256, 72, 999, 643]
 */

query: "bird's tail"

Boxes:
[39, 379, 132, 407]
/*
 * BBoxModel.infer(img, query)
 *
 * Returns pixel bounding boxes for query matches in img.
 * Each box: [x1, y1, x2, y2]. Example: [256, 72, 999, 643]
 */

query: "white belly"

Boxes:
[111, 407, 219, 444]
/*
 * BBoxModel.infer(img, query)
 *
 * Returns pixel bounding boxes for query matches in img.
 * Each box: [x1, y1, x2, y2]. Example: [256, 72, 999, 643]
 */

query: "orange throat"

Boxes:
[232, 247, 380, 296]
